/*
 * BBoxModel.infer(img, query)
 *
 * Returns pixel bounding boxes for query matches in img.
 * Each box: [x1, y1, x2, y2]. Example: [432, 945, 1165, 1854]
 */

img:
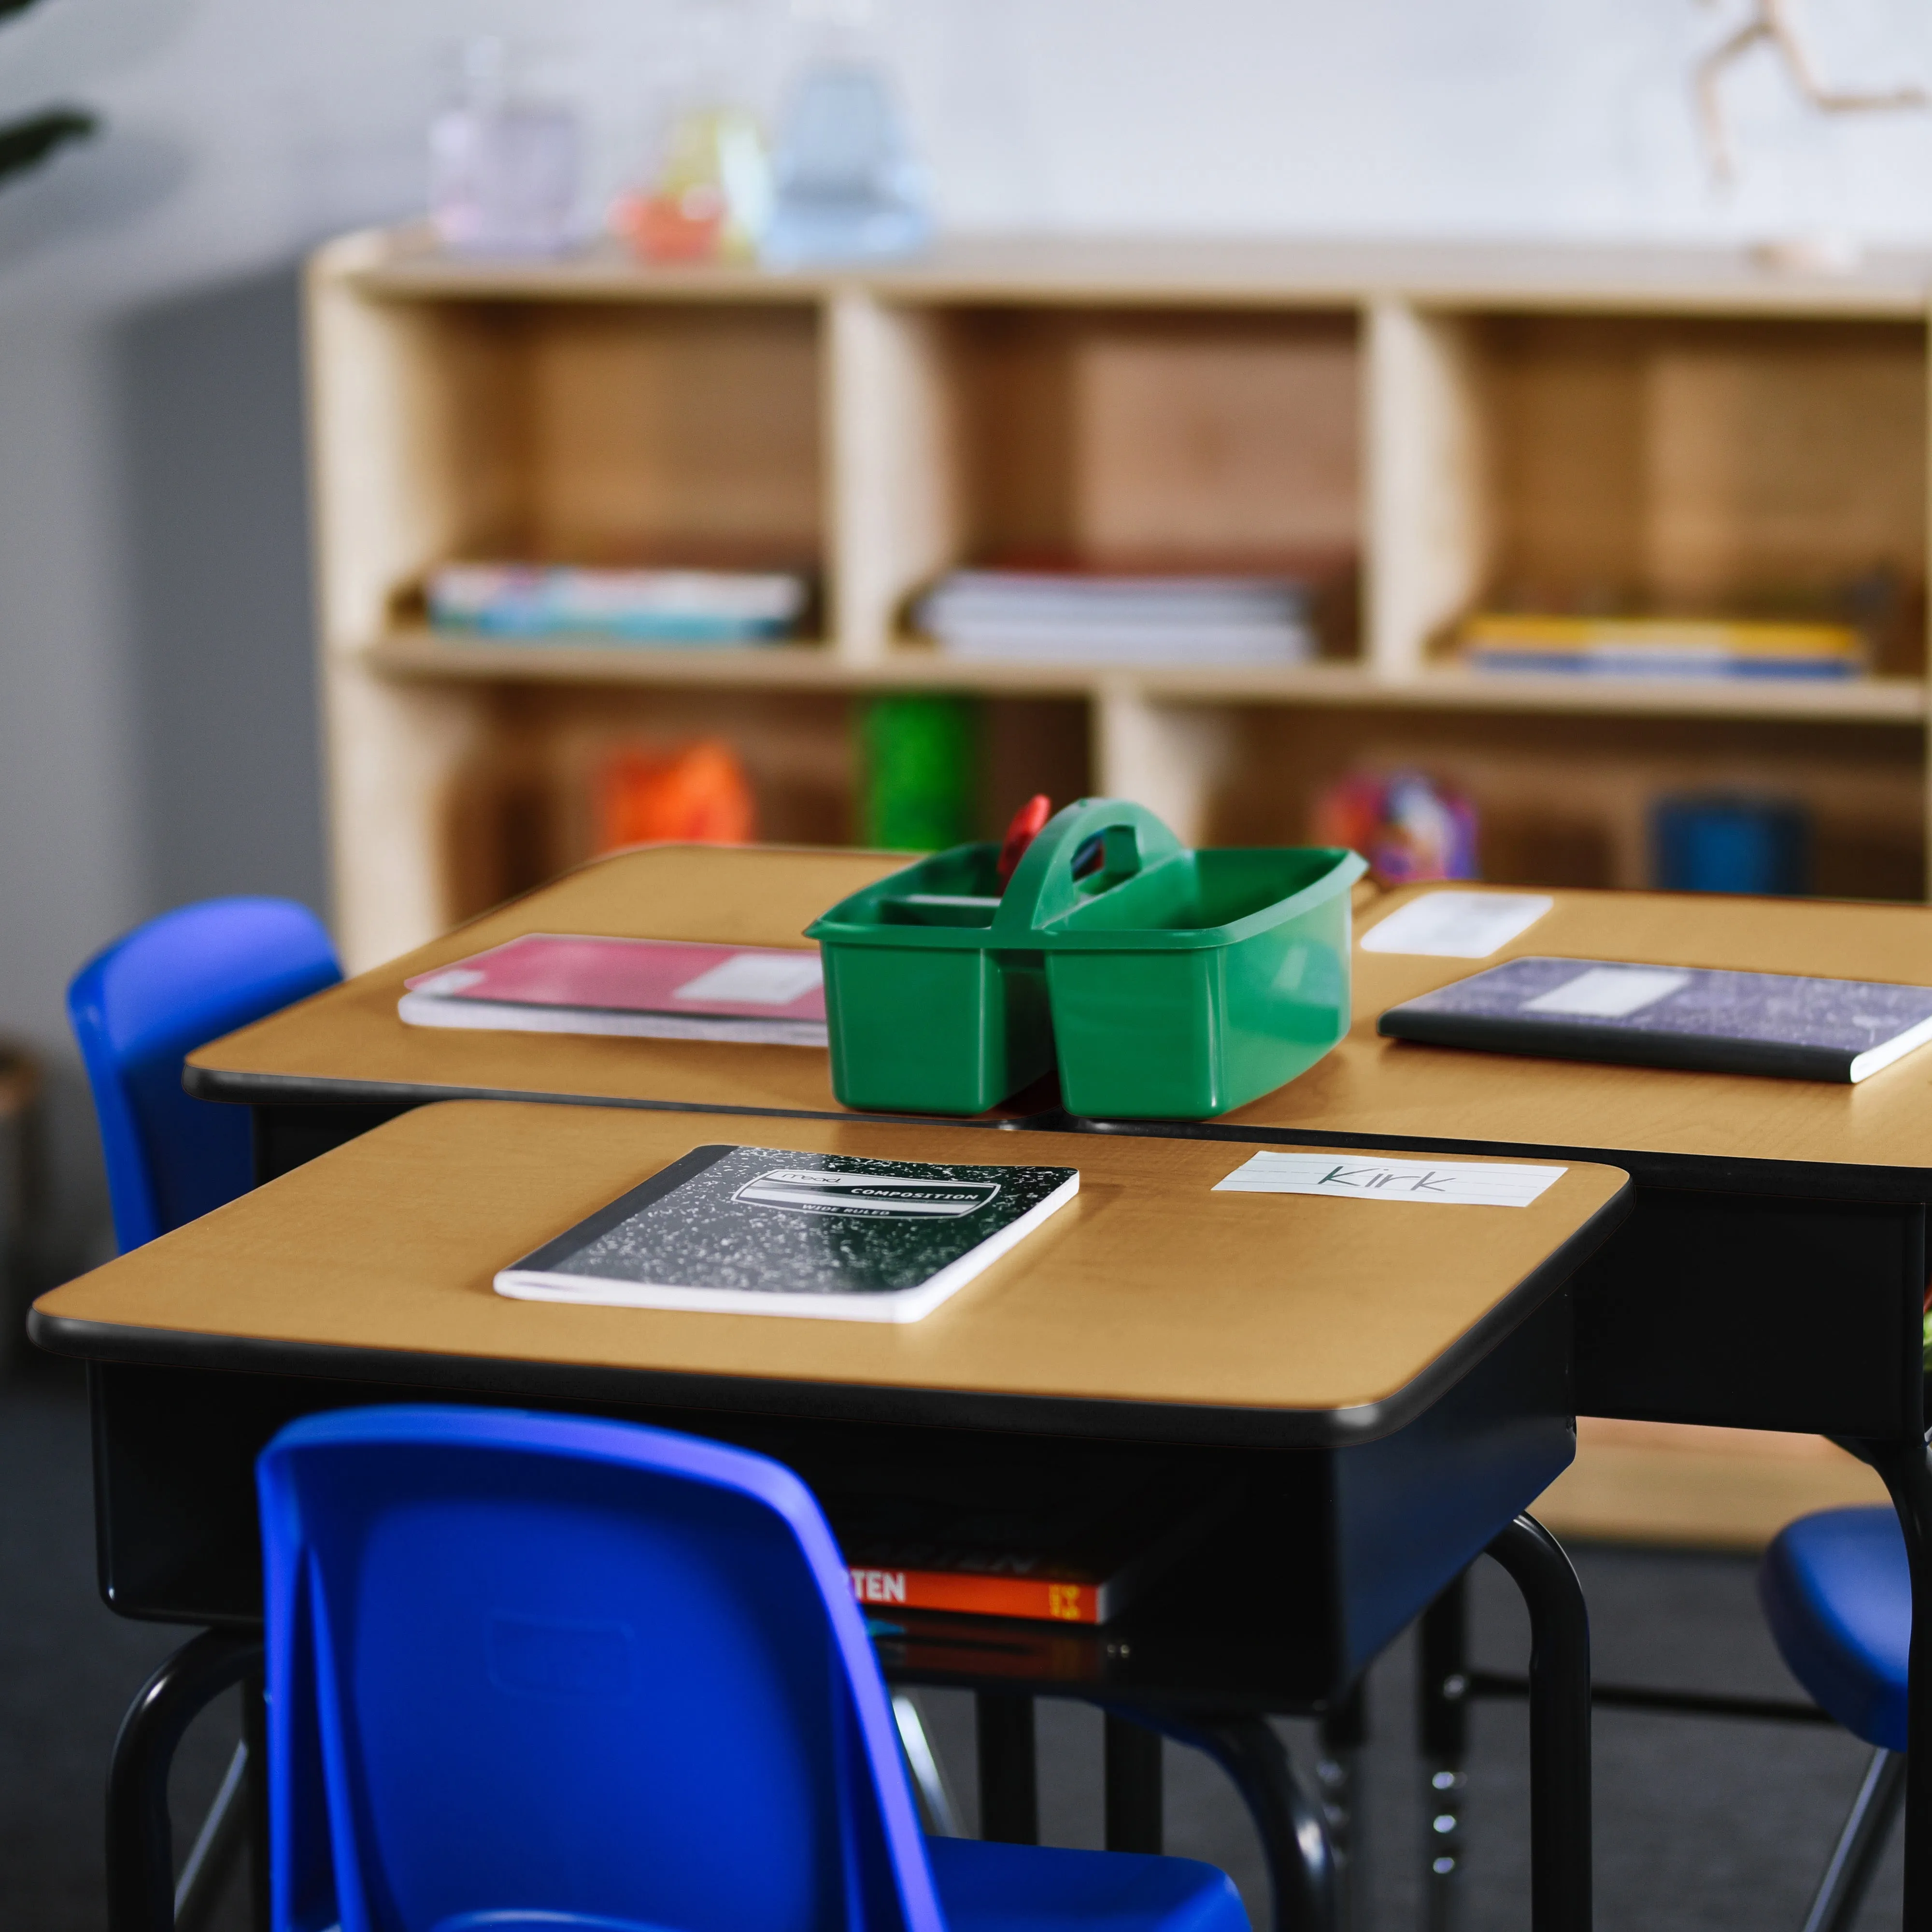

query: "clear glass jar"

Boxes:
[429, 39, 582, 257]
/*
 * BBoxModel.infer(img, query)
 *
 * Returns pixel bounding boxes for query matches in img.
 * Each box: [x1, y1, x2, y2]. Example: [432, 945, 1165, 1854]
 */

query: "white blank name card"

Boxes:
[1360, 892, 1553, 959]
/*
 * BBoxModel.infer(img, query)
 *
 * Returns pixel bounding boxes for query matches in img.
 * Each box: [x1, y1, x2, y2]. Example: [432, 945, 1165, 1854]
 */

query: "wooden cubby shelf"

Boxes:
[311, 227, 1932, 970]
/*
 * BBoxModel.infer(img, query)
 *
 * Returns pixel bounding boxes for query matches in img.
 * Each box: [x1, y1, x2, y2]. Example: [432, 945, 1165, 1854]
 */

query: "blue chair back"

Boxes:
[68, 896, 340, 1250]
[256, 1405, 944, 1932]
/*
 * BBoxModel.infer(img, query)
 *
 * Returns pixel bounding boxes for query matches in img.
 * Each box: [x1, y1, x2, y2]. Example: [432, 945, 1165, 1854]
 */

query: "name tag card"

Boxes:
[1360, 892, 1552, 959]
[1213, 1150, 1566, 1208]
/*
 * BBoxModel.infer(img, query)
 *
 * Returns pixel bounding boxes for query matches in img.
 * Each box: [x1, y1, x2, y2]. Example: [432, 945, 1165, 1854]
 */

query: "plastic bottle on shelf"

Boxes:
[429, 39, 582, 257]
[761, 0, 930, 266]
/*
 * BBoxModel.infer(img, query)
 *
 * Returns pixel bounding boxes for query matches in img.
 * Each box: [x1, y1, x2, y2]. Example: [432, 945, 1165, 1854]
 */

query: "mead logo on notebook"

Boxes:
[734, 1170, 1001, 1219]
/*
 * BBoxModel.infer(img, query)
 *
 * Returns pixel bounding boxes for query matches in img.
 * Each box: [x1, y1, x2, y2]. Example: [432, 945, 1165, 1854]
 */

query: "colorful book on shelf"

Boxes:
[426, 563, 808, 643]
[1380, 957, 1932, 1083]
[833, 1468, 1231, 1625]
[1458, 613, 1868, 680]
[400, 933, 828, 1046]
[494, 1144, 1080, 1323]
[913, 568, 1318, 666]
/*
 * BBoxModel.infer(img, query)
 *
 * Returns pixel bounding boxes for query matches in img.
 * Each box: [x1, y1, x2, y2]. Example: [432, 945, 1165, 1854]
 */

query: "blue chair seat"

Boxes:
[418, 1843, 1245, 1932]
[259, 1406, 1246, 1932]
[927, 1836, 1245, 1930]
[1759, 1505, 1910, 1753]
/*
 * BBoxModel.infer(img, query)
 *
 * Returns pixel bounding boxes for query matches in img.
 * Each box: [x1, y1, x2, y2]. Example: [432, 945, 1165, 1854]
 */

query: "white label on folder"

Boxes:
[1213, 1150, 1566, 1208]
[673, 953, 824, 1006]
[413, 967, 486, 995]
[1523, 966, 1689, 1019]
[1360, 892, 1552, 959]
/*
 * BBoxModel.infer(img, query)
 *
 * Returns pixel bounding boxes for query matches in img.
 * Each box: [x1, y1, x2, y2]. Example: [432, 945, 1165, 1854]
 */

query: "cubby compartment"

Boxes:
[350, 296, 827, 631]
[862, 302, 1364, 658]
[1199, 705, 1926, 900]
[1418, 312, 1928, 671]
[422, 681, 1093, 928]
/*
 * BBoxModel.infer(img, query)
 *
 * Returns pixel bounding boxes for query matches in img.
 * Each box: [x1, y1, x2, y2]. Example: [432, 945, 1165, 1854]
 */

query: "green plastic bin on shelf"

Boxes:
[808, 798, 1366, 1119]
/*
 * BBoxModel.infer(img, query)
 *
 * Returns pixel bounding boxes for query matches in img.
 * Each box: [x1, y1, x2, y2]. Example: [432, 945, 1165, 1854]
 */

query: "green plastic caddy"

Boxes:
[807, 798, 1367, 1119]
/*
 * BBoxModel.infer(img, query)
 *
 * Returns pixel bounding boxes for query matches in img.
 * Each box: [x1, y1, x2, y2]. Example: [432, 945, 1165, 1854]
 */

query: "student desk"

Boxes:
[185, 845, 1053, 1177]
[33, 1102, 1628, 1932]
[1080, 882, 1932, 1927]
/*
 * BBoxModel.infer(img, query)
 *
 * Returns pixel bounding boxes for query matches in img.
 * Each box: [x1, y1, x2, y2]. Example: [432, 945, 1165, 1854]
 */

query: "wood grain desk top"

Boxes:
[1196, 884, 1932, 1196]
[30, 1102, 1627, 1447]
[186, 845, 999, 1123]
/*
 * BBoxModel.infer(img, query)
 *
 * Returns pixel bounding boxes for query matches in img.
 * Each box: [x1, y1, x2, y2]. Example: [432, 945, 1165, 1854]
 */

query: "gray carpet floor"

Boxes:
[0, 1351, 1904, 1930]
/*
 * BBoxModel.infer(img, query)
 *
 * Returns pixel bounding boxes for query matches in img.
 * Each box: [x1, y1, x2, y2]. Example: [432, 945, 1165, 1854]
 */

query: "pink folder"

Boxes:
[399, 933, 826, 1045]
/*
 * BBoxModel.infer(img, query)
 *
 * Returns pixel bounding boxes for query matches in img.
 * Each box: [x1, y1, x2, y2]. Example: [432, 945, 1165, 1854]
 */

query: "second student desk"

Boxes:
[34, 1102, 1625, 1932]
[185, 845, 1056, 1177]
[1080, 881, 1932, 1930]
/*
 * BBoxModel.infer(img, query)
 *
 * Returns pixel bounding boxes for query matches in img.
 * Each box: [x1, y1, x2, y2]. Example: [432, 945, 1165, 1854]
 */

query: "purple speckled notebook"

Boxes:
[1379, 957, 1932, 1083]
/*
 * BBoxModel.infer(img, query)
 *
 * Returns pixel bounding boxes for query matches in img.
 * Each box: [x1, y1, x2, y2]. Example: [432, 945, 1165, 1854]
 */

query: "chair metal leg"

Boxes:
[1128, 1706, 1338, 1932]
[893, 1692, 963, 1837]
[1865, 1434, 1932, 1932]
[976, 1692, 1039, 1844]
[107, 1630, 263, 1932]
[1800, 1747, 1906, 1932]
[1418, 1573, 1471, 1932]
[1104, 1711, 1163, 1853]
[1317, 1679, 1367, 1932]
[1485, 1514, 1591, 1932]
[241, 1666, 272, 1931]
[171, 1741, 249, 1932]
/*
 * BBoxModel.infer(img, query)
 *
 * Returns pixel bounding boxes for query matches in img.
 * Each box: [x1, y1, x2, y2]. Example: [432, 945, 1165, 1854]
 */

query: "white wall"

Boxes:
[5, 0, 1932, 1260]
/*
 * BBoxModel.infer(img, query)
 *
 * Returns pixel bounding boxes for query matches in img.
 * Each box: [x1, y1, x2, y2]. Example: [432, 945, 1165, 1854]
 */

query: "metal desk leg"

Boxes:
[1418, 1574, 1471, 1932]
[1868, 1435, 1932, 1932]
[1485, 1514, 1591, 1932]
[1129, 1706, 1338, 1932]
[1317, 1680, 1367, 1932]
[107, 1630, 263, 1932]
[1105, 1711, 1163, 1853]
[976, 1692, 1039, 1844]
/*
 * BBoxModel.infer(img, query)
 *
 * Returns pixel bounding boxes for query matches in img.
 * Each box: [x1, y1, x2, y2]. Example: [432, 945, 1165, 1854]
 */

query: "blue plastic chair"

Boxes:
[257, 1405, 1248, 1932]
[68, 896, 341, 1250]
[1760, 1506, 1911, 1932]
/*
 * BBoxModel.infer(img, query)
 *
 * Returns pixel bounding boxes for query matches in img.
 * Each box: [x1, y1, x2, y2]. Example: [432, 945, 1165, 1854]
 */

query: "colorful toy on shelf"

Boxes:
[611, 0, 772, 264]
[429, 39, 581, 258]
[613, 105, 771, 264]
[809, 797, 1366, 1118]
[1651, 793, 1812, 896]
[858, 696, 980, 852]
[1313, 770, 1478, 887]
[595, 741, 756, 852]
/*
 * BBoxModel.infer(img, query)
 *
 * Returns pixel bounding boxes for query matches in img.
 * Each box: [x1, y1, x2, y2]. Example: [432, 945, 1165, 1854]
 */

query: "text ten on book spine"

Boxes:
[848, 1566, 1097, 1623]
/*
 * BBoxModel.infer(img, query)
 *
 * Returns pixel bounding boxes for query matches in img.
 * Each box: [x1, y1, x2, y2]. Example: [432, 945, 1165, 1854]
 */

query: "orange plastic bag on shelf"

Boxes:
[594, 740, 757, 852]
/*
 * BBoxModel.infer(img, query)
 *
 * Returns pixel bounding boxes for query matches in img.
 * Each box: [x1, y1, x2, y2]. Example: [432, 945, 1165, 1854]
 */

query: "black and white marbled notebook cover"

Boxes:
[1379, 956, 1932, 1083]
[500, 1144, 1077, 1307]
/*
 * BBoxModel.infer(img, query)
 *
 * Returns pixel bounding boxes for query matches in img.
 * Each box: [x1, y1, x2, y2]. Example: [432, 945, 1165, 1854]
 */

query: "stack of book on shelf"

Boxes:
[426, 562, 810, 645]
[913, 568, 1319, 667]
[1459, 613, 1868, 681]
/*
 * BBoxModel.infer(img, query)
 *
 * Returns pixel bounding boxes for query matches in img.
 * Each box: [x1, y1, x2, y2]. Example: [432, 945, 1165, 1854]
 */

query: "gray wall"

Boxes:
[5, 0, 1932, 1265]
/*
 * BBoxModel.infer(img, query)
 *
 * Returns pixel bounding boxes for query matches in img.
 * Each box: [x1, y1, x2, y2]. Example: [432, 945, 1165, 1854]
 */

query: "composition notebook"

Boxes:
[495, 1145, 1079, 1323]
[400, 934, 827, 1047]
[1380, 956, 1932, 1083]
